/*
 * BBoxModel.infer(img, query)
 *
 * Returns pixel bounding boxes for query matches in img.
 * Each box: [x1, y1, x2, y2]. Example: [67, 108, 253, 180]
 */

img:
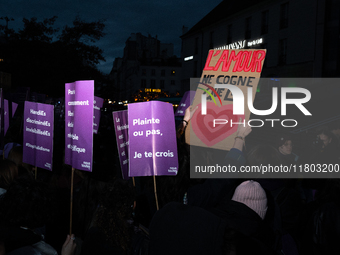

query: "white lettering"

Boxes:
[30, 109, 46, 116]
[68, 89, 75, 95]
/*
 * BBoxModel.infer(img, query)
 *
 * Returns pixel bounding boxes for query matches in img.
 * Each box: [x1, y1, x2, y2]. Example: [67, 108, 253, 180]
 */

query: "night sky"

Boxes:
[1, 0, 222, 74]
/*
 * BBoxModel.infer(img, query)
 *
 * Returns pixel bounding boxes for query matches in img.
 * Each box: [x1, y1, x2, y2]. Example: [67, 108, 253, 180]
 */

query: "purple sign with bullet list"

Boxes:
[93, 96, 104, 134]
[23, 101, 54, 170]
[175, 91, 196, 116]
[128, 101, 178, 177]
[4, 100, 18, 135]
[113, 110, 129, 180]
[65, 80, 94, 172]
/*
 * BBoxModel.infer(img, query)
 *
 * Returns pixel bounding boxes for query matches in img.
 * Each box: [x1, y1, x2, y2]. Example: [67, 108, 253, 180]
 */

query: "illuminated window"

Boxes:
[184, 56, 194, 61]
[0, 59, 3, 62]
[171, 70, 175, 76]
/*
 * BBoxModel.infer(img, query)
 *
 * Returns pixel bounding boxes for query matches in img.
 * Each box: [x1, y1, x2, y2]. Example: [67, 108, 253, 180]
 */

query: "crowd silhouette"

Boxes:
[0, 104, 340, 255]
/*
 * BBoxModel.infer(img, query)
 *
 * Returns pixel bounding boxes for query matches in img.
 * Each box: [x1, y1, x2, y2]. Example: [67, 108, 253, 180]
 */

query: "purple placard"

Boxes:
[175, 91, 196, 116]
[4, 100, 18, 135]
[12, 102, 18, 117]
[128, 101, 178, 177]
[113, 110, 129, 180]
[4, 100, 9, 135]
[23, 101, 54, 170]
[4, 100, 8, 135]
[93, 96, 104, 134]
[65, 80, 94, 172]
[0, 89, 3, 144]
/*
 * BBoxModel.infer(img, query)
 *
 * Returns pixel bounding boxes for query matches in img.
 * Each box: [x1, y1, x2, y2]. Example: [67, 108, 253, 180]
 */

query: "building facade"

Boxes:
[180, 0, 340, 148]
[110, 33, 182, 101]
[181, 0, 340, 89]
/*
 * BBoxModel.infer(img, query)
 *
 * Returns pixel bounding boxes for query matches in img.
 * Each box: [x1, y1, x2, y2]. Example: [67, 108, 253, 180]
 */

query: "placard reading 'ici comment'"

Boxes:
[65, 80, 94, 172]
[113, 110, 129, 180]
[4, 99, 18, 135]
[128, 101, 178, 177]
[174, 91, 196, 116]
[23, 101, 54, 170]
[93, 96, 104, 134]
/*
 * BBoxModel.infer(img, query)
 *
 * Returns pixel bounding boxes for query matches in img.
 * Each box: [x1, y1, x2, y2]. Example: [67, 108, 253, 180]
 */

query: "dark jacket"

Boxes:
[297, 200, 340, 255]
[187, 148, 245, 209]
[212, 183, 283, 255]
[0, 227, 57, 255]
[149, 202, 227, 255]
[313, 141, 339, 164]
[257, 179, 303, 236]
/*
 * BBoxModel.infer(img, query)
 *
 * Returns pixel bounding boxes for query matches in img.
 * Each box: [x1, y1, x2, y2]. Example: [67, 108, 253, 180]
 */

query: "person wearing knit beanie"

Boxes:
[231, 180, 268, 220]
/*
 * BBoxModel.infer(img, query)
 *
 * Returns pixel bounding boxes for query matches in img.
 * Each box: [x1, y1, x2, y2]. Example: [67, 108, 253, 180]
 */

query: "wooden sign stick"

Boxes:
[70, 167, 75, 236]
[153, 175, 159, 211]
